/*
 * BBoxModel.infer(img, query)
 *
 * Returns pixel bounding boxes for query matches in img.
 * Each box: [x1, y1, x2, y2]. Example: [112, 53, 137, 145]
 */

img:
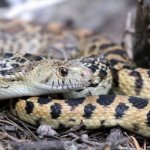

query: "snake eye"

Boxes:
[59, 67, 68, 77]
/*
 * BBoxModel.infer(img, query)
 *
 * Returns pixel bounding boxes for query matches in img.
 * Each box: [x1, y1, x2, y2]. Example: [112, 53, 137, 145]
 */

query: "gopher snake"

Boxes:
[0, 19, 150, 137]
[0, 53, 93, 99]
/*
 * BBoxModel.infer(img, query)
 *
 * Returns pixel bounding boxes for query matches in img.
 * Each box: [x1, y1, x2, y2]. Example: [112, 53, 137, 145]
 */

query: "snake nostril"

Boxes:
[81, 73, 84, 77]
[81, 70, 89, 77]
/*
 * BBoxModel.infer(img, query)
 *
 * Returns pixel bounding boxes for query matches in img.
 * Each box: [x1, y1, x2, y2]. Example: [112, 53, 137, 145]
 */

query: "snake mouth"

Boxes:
[51, 84, 85, 91]
[36, 83, 86, 93]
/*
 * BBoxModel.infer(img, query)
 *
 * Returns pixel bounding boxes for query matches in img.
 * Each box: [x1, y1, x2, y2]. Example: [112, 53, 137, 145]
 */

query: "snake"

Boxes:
[0, 19, 150, 138]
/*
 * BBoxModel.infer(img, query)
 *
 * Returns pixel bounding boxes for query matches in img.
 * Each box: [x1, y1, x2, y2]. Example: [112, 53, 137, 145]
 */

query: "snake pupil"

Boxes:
[59, 67, 68, 77]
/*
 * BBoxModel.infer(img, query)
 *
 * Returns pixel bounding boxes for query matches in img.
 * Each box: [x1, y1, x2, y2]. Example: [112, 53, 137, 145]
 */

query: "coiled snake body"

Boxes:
[0, 20, 150, 137]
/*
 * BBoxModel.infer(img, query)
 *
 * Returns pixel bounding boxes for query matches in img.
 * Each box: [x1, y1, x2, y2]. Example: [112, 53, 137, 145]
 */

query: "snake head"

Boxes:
[63, 56, 113, 98]
[25, 59, 93, 93]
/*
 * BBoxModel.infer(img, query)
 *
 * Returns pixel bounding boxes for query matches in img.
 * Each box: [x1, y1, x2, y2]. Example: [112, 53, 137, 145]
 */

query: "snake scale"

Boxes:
[0, 19, 150, 138]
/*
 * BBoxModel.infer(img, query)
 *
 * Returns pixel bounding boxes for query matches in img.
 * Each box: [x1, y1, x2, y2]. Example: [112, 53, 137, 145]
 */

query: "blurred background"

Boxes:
[0, 0, 136, 42]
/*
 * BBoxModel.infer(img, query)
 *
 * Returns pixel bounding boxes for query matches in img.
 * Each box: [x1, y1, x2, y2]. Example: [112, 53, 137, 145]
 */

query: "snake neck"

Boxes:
[0, 80, 51, 100]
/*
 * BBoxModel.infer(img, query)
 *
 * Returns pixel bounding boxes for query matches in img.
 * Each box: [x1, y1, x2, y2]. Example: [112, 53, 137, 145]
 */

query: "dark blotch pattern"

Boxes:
[11, 63, 19, 68]
[83, 104, 96, 118]
[58, 123, 66, 129]
[97, 95, 115, 106]
[88, 64, 99, 73]
[20, 58, 26, 63]
[65, 97, 85, 110]
[109, 59, 126, 66]
[24, 53, 43, 61]
[0, 70, 13, 76]
[104, 49, 127, 58]
[128, 97, 148, 109]
[115, 103, 129, 119]
[146, 111, 150, 126]
[129, 70, 143, 94]
[33, 56, 43, 61]
[111, 68, 119, 87]
[50, 103, 62, 119]
[0, 63, 7, 68]
[3, 53, 13, 58]
[99, 43, 116, 50]
[122, 65, 134, 70]
[25, 101, 34, 114]
[12, 57, 19, 61]
[37, 96, 52, 104]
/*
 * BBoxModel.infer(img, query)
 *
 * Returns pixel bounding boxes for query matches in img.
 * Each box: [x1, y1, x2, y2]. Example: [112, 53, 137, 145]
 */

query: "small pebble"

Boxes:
[36, 125, 58, 137]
